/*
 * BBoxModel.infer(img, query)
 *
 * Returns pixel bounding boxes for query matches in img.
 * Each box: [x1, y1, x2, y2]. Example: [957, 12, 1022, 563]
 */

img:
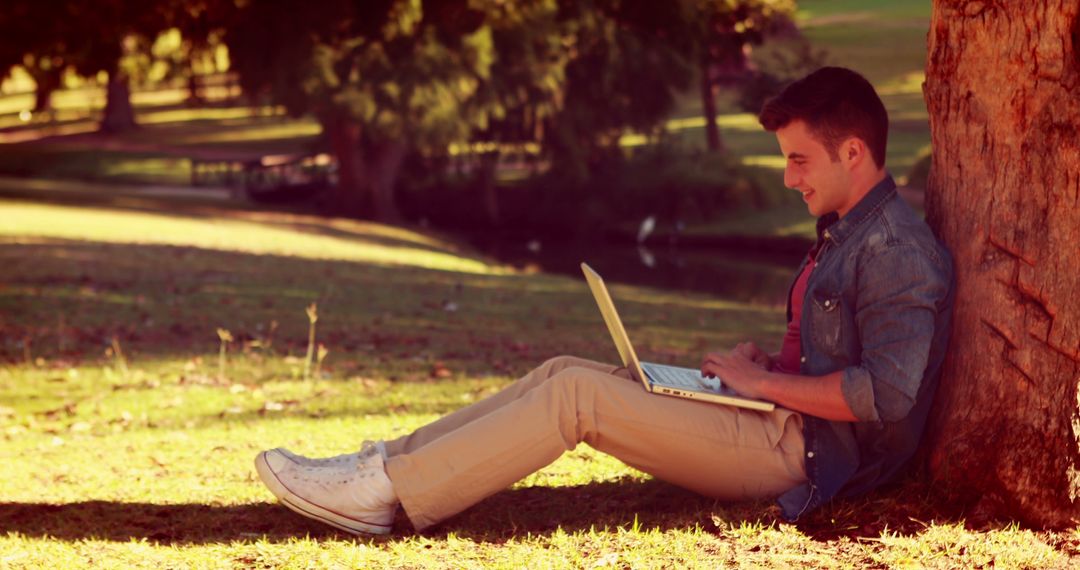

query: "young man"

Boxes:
[254, 66, 955, 535]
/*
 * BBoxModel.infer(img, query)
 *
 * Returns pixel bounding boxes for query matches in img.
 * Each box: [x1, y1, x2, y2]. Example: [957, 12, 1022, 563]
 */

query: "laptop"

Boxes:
[580, 262, 775, 412]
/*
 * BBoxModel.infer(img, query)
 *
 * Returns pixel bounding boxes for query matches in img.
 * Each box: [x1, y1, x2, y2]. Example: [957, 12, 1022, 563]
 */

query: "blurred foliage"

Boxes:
[524, 144, 763, 237]
[0, 0, 235, 127]
[596, 145, 761, 222]
[693, 0, 799, 152]
[737, 34, 828, 114]
[906, 151, 932, 190]
[0, 0, 802, 223]
[224, 0, 507, 219]
[397, 141, 762, 239]
[220, 0, 796, 221]
[544, 1, 695, 182]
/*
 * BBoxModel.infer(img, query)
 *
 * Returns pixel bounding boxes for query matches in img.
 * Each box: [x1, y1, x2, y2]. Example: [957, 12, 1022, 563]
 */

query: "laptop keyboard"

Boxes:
[643, 362, 710, 389]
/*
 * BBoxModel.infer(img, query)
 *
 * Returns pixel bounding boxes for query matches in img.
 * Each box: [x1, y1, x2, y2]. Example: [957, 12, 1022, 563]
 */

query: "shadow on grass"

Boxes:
[0, 477, 969, 545]
[431, 476, 973, 544]
[0, 480, 739, 545]
[0, 235, 774, 369]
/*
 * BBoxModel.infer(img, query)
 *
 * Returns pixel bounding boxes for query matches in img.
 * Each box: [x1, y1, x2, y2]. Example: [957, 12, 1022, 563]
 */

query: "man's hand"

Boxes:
[732, 342, 773, 371]
[701, 346, 859, 422]
[701, 348, 770, 400]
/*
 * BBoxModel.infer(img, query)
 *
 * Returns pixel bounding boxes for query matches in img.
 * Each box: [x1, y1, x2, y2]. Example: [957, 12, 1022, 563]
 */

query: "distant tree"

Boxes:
[0, 0, 78, 115]
[226, 0, 497, 221]
[543, 0, 696, 182]
[159, 0, 237, 106]
[223, 0, 792, 222]
[463, 0, 707, 224]
[694, 0, 797, 153]
[67, 1, 170, 132]
[922, 0, 1080, 528]
[466, 1, 567, 225]
[0, 11, 17, 79]
[0, 1, 167, 129]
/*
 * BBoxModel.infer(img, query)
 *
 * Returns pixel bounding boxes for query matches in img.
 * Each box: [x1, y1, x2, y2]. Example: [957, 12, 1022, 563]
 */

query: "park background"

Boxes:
[1, 0, 1077, 568]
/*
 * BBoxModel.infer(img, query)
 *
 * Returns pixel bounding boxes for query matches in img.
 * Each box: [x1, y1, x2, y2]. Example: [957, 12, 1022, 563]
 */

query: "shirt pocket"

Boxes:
[809, 290, 844, 356]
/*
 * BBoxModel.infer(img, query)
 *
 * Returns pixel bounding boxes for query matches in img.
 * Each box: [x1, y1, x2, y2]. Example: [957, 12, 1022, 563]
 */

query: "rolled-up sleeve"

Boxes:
[840, 245, 948, 423]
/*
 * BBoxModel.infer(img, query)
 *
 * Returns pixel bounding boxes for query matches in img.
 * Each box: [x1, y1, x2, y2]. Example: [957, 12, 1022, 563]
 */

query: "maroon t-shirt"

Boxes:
[774, 255, 816, 375]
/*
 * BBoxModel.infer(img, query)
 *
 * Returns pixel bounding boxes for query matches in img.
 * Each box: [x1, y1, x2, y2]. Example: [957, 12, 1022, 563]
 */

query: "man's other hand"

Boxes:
[732, 342, 772, 370]
[700, 349, 768, 399]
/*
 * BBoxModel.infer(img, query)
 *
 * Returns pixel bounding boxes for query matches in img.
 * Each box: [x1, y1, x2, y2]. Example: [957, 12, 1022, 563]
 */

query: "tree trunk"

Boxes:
[922, 0, 1080, 528]
[700, 60, 724, 153]
[31, 65, 63, 114]
[326, 120, 371, 218]
[366, 140, 406, 223]
[187, 73, 205, 107]
[477, 150, 501, 226]
[100, 71, 137, 133]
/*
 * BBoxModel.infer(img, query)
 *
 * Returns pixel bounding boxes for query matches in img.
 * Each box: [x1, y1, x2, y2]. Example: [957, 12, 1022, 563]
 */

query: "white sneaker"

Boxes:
[274, 440, 386, 470]
[255, 449, 398, 535]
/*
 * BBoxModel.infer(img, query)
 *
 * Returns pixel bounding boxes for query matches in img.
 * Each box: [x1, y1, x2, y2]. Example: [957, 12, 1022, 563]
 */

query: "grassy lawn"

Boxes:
[0, 110, 321, 188]
[3, 2, 1073, 567]
[2, 198, 1077, 568]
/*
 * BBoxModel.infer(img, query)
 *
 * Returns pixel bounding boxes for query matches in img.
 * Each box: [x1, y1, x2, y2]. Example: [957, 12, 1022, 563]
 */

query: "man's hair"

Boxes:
[758, 67, 888, 169]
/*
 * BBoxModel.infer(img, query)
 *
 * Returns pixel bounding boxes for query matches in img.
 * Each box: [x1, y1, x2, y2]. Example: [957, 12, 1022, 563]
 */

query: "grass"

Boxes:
[0, 110, 321, 188]
[0, 3, 1072, 566]
[2, 197, 1078, 568]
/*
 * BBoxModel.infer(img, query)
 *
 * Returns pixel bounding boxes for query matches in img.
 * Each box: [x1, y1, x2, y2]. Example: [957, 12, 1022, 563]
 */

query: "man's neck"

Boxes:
[839, 168, 888, 218]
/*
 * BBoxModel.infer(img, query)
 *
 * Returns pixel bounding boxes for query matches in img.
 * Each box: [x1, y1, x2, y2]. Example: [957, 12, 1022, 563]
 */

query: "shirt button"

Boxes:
[823, 300, 831, 307]
[807, 451, 815, 458]
[800, 356, 806, 363]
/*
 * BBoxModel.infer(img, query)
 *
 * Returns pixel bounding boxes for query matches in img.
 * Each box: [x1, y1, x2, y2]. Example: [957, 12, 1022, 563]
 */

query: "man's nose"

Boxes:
[783, 165, 800, 189]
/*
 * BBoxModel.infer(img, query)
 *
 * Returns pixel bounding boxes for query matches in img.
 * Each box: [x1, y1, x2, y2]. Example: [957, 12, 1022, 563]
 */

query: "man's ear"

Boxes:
[840, 137, 866, 169]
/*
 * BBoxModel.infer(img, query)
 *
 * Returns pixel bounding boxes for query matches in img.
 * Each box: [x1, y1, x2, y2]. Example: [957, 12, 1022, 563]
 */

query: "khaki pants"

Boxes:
[384, 355, 807, 530]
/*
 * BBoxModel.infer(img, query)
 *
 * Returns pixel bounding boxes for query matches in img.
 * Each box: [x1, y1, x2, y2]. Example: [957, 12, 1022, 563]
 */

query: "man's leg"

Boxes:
[386, 365, 807, 530]
[384, 355, 618, 456]
[267, 356, 615, 471]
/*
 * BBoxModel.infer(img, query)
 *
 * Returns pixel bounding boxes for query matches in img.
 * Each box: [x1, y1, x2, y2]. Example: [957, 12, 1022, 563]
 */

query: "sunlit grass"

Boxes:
[742, 155, 787, 169]
[1, 199, 1076, 568]
[99, 157, 191, 183]
[0, 83, 238, 118]
[871, 523, 1067, 568]
[137, 106, 285, 126]
[0, 200, 498, 275]
[175, 121, 321, 146]
[797, 0, 931, 21]
[0, 86, 104, 116]
[665, 113, 762, 132]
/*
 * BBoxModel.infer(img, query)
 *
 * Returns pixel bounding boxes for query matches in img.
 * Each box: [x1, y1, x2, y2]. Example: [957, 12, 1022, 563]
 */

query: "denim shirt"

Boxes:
[775, 175, 956, 521]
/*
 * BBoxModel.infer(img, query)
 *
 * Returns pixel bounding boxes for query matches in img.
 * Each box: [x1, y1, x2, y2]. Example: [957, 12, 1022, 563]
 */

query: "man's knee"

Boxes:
[540, 355, 588, 375]
[543, 366, 613, 401]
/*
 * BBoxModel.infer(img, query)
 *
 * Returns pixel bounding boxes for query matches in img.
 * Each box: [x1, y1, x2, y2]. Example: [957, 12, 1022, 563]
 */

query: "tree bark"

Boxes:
[366, 140, 406, 223]
[100, 71, 137, 133]
[31, 64, 63, 114]
[326, 120, 371, 218]
[922, 0, 1080, 528]
[187, 73, 205, 107]
[477, 150, 501, 226]
[700, 60, 724, 153]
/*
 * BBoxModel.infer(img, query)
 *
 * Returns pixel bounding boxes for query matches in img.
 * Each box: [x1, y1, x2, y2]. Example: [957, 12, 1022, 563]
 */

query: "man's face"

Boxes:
[775, 120, 857, 218]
